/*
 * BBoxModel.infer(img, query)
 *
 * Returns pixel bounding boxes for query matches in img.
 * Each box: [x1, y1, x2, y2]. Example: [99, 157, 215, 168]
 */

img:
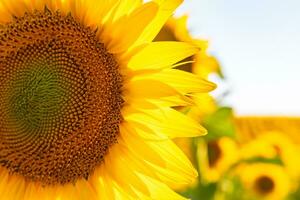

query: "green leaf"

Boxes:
[180, 182, 217, 200]
[243, 156, 283, 165]
[202, 107, 236, 141]
[287, 182, 300, 200]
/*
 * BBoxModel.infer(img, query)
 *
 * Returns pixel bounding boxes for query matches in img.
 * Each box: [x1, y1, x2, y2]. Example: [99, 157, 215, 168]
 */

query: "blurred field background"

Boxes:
[170, 0, 300, 199]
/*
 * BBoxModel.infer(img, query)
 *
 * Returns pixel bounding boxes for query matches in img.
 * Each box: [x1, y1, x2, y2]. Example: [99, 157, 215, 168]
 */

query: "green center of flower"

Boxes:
[0, 8, 123, 186]
[255, 175, 275, 195]
[9, 64, 64, 129]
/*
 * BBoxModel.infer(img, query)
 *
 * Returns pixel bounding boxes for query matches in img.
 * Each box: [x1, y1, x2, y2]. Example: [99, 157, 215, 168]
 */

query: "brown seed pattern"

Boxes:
[0, 8, 123, 185]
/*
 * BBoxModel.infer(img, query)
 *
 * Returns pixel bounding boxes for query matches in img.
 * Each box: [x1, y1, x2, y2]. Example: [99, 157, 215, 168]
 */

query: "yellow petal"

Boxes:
[125, 107, 206, 138]
[56, 183, 79, 200]
[120, 125, 167, 166]
[124, 79, 180, 99]
[135, 0, 183, 45]
[0, 1, 12, 23]
[147, 140, 198, 183]
[0, 0, 28, 18]
[75, 180, 98, 200]
[122, 121, 168, 140]
[124, 95, 191, 110]
[137, 174, 188, 200]
[106, 2, 158, 53]
[120, 126, 197, 185]
[1, 173, 26, 200]
[94, 167, 116, 200]
[128, 42, 199, 70]
[104, 144, 150, 198]
[141, 68, 217, 94]
[112, 0, 142, 21]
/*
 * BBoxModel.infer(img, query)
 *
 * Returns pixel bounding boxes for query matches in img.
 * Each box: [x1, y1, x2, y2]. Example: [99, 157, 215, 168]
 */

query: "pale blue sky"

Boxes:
[176, 0, 300, 116]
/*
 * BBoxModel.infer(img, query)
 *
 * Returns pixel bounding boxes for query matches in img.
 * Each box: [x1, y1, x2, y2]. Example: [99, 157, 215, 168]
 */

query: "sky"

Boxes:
[176, 0, 300, 116]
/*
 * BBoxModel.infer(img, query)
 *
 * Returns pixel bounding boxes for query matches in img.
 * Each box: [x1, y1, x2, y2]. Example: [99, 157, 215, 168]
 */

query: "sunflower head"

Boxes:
[254, 175, 275, 195]
[236, 163, 291, 200]
[239, 131, 300, 180]
[197, 137, 238, 183]
[0, 0, 217, 199]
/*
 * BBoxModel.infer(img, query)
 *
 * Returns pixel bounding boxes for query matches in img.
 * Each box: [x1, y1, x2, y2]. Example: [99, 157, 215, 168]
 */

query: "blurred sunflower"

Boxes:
[197, 137, 238, 183]
[257, 132, 300, 179]
[236, 163, 291, 200]
[235, 117, 300, 180]
[0, 0, 216, 199]
[239, 136, 278, 160]
[239, 131, 300, 180]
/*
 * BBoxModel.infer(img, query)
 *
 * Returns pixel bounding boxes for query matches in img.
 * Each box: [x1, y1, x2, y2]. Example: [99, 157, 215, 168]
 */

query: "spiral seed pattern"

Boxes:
[0, 8, 123, 185]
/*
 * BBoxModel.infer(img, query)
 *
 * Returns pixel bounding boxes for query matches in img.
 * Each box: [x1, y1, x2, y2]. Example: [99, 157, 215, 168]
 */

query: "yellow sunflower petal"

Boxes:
[104, 145, 150, 197]
[124, 78, 181, 99]
[3, 175, 26, 200]
[99, 171, 116, 200]
[128, 41, 199, 70]
[125, 107, 206, 138]
[124, 78, 193, 109]
[123, 121, 168, 140]
[75, 180, 98, 200]
[112, 0, 142, 21]
[116, 134, 195, 196]
[138, 68, 217, 94]
[135, 0, 183, 45]
[24, 184, 58, 200]
[23, 183, 38, 200]
[120, 125, 167, 166]
[120, 126, 198, 184]
[151, 107, 207, 137]
[111, 182, 137, 200]
[125, 95, 192, 110]
[0, 2, 12, 23]
[137, 174, 187, 200]
[82, 0, 120, 27]
[105, 2, 158, 53]
[56, 183, 79, 200]
[147, 140, 198, 183]
[0, 0, 28, 17]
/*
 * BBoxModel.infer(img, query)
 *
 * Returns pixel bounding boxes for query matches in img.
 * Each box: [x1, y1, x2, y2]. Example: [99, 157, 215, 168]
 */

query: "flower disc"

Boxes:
[0, 8, 123, 185]
[255, 175, 275, 195]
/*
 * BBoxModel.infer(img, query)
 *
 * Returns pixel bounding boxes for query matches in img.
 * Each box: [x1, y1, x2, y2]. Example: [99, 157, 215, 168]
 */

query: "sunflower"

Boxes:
[235, 117, 300, 179]
[197, 137, 238, 183]
[0, 0, 216, 199]
[236, 163, 291, 200]
[238, 136, 278, 161]
[239, 131, 300, 180]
